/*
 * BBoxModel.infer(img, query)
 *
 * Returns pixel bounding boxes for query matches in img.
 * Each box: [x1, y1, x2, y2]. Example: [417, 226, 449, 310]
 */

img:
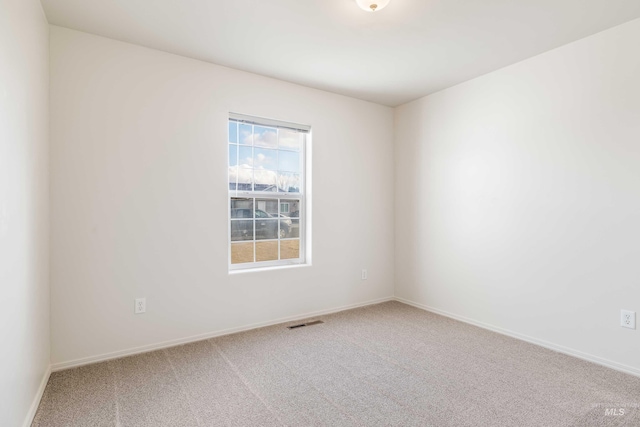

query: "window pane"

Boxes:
[255, 218, 278, 240]
[239, 124, 252, 145]
[237, 146, 253, 191]
[255, 198, 278, 216]
[238, 146, 253, 168]
[230, 198, 253, 217]
[228, 121, 238, 143]
[235, 170, 252, 191]
[286, 200, 301, 224]
[254, 148, 277, 170]
[231, 242, 254, 264]
[230, 220, 253, 241]
[278, 150, 300, 172]
[228, 166, 237, 191]
[280, 218, 294, 238]
[229, 144, 238, 167]
[280, 199, 299, 238]
[254, 170, 278, 192]
[280, 239, 300, 260]
[278, 129, 300, 151]
[256, 241, 278, 262]
[278, 172, 301, 193]
[254, 126, 278, 148]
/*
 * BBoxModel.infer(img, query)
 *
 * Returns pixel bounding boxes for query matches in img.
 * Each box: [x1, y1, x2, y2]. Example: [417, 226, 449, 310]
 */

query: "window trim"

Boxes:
[229, 112, 311, 133]
[227, 114, 309, 271]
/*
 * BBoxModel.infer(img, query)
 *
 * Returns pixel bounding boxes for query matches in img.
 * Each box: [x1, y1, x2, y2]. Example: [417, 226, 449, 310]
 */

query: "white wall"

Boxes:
[0, 0, 50, 425]
[395, 18, 640, 374]
[50, 26, 394, 366]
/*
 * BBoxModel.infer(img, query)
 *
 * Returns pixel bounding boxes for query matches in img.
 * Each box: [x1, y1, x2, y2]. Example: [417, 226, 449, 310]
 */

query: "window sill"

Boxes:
[228, 262, 311, 275]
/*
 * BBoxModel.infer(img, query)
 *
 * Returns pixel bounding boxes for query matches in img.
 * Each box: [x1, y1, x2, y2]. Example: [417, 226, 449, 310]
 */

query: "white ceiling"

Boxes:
[41, 0, 640, 106]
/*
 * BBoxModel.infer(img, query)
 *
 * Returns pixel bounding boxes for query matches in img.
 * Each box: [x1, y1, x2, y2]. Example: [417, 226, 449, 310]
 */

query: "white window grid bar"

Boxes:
[228, 129, 302, 194]
[228, 121, 307, 271]
[229, 197, 303, 265]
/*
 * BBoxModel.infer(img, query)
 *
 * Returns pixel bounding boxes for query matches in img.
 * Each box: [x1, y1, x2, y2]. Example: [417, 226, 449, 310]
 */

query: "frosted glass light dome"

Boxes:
[355, 0, 391, 12]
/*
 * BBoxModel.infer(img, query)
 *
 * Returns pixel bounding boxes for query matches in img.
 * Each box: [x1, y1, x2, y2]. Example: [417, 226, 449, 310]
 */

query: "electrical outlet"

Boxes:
[621, 310, 635, 329]
[135, 298, 146, 314]
[361, 269, 368, 280]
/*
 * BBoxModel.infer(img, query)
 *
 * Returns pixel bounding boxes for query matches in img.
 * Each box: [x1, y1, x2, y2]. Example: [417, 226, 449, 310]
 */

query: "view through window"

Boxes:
[228, 114, 309, 269]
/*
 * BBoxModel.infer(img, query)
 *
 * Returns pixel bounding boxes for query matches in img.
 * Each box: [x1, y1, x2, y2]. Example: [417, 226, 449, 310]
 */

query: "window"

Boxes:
[228, 114, 309, 270]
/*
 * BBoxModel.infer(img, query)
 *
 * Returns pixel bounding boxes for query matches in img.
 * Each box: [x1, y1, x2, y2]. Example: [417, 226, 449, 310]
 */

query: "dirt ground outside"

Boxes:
[231, 239, 300, 264]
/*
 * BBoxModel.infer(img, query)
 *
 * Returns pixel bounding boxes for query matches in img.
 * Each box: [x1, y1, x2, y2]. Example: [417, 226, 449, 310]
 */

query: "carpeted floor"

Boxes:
[33, 301, 640, 426]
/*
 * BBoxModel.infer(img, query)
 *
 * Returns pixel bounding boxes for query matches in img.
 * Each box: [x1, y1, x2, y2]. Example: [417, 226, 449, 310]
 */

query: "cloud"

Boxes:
[239, 125, 301, 150]
[278, 129, 301, 150]
[229, 167, 276, 185]
[254, 129, 277, 148]
[229, 166, 300, 191]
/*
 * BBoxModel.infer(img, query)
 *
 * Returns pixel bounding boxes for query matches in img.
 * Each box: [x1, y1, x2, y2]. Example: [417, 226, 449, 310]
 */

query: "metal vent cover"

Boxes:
[287, 320, 324, 329]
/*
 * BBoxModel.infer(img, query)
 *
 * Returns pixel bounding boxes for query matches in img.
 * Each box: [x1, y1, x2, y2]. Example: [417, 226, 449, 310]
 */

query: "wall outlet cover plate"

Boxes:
[621, 310, 636, 329]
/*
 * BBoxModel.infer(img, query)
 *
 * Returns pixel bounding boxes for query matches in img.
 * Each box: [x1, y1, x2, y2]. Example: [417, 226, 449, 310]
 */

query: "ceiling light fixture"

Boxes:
[355, 0, 390, 12]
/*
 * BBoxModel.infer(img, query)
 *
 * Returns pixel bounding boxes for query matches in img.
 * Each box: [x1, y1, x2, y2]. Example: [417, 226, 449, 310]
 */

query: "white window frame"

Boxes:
[228, 113, 310, 271]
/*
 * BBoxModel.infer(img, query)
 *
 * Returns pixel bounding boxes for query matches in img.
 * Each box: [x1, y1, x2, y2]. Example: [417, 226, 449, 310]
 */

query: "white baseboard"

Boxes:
[394, 296, 640, 378]
[51, 296, 394, 372]
[23, 365, 51, 427]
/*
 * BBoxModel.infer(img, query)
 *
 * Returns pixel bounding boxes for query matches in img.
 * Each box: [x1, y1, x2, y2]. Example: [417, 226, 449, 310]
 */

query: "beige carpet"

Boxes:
[33, 301, 640, 426]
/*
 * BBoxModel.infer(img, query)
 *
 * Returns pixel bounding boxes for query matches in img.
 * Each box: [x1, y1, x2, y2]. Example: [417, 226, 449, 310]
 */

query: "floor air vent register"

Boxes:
[287, 320, 324, 329]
